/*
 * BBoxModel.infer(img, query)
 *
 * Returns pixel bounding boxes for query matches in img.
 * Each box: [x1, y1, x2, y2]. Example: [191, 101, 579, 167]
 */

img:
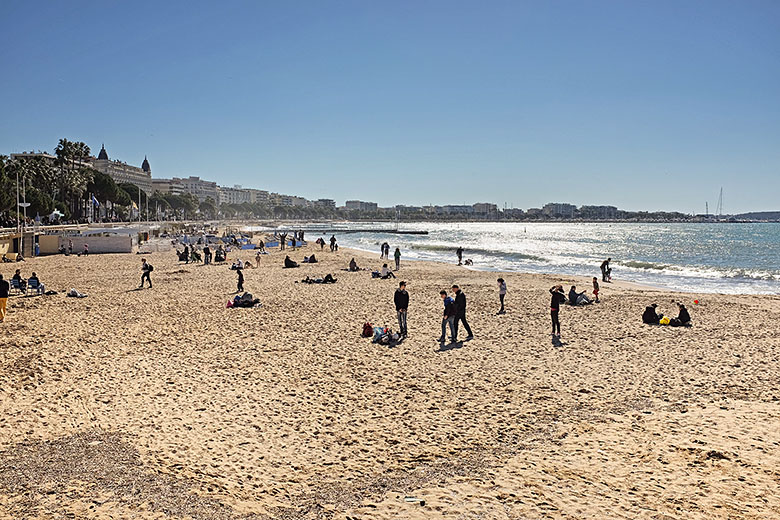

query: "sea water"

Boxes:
[306, 222, 780, 295]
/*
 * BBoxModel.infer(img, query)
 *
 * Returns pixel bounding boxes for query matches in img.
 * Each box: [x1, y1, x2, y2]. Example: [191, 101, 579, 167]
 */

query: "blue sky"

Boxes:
[1, 0, 778, 212]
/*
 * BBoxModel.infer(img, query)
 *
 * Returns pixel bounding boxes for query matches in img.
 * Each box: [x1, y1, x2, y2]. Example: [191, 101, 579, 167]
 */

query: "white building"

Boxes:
[218, 185, 252, 205]
[91, 145, 153, 195]
[172, 176, 219, 202]
[542, 202, 577, 218]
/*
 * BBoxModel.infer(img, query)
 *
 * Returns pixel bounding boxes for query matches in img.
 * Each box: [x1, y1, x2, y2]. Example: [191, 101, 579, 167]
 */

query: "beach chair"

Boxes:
[9, 278, 24, 295]
[26, 278, 44, 296]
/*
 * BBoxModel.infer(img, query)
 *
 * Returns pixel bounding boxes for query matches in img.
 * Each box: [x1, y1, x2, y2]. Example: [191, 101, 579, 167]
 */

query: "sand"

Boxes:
[1, 241, 779, 519]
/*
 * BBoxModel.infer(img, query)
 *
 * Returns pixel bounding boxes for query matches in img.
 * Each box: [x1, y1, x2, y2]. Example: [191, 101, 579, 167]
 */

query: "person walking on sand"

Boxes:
[549, 285, 567, 337]
[0, 274, 9, 323]
[183, 245, 190, 264]
[394, 247, 401, 270]
[330, 235, 337, 252]
[592, 277, 600, 302]
[456, 247, 464, 266]
[451, 285, 473, 341]
[497, 278, 507, 314]
[139, 258, 153, 289]
[394, 281, 409, 337]
[601, 258, 611, 282]
[236, 267, 244, 293]
[438, 290, 456, 343]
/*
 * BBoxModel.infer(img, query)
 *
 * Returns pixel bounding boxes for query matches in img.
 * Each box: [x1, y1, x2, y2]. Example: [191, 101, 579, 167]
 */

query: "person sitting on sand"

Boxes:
[349, 258, 359, 272]
[307, 253, 318, 263]
[381, 263, 396, 279]
[642, 303, 662, 324]
[568, 285, 592, 305]
[670, 302, 691, 326]
[284, 255, 299, 268]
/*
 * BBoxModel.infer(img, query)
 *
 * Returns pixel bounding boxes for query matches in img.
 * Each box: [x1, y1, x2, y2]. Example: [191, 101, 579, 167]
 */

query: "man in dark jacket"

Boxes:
[394, 281, 409, 337]
[451, 285, 473, 341]
[236, 268, 244, 292]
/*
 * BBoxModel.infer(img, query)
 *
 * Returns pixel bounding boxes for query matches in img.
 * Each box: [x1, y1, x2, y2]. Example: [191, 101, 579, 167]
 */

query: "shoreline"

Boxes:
[335, 244, 732, 296]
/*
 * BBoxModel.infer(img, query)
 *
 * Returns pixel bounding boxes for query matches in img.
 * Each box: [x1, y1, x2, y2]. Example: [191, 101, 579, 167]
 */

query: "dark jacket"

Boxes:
[237, 269, 244, 283]
[550, 288, 566, 311]
[677, 306, 691, 324]
[394, 289, 409, 310]
[443, 296, 456, 318]
[642, 306, 661, 324]
[0, 279, 9, 298]
[454, 290, 466, 316]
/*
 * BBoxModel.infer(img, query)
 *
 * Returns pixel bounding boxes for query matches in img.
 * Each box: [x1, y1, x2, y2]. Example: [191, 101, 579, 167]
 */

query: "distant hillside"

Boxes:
[733, 211, 780, 221]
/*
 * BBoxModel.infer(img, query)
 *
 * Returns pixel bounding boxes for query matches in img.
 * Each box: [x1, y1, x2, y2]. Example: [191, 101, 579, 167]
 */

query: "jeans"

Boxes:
[441, 316, 455, 340]
[397, 310, 407, 335]
[395, 258, 400, 270]
[453, 314, 472, 339]
[499, 293, 505, 312]
[551, 310, 560, 334]
[141, 272, 152, 288]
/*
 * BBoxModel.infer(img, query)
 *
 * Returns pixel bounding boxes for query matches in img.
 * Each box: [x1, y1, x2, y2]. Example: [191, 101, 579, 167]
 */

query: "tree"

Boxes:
[54, 138, 92, 217]
[199, 196, 217, 219]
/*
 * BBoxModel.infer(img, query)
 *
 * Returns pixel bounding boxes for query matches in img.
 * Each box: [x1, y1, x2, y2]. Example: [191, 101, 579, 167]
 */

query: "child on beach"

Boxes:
[394, 247, 401, 270]
[497, 278, 507, 314]
[592, 277, 600, 302]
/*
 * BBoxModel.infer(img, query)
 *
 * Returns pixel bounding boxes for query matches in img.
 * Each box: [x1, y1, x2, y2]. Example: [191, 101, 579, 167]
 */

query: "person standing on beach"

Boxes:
[549, 285, 566, 336]
[438, 290, 456, 343]
[330, 235, 337, 252]
[456, 247, 464, 266]
[68, 239, 73, 255]
[203, 245, 211, 265]
[394, 247, 401, 270]
[0, 274, 9, 323]
[394, 281, 409, 337]
[236, 267, 244, 293]
[280, 232, 287, 250]
[139, 258, 153, 289]
[451, 285, 473, 341]
[497, 278, 507, 314]
[601, 258, 611, 282]
[183, 245, 190, 264]
[592, 277, 600, 302]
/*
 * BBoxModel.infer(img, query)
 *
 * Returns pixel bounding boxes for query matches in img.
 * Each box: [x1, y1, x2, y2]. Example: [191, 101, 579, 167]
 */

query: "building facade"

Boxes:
[542, 202, 577, 218]
[218, 185, 252, 205]
[91, 145, 153, 195]
[345, 200, 378, 212]
[172, 176, 219, 202]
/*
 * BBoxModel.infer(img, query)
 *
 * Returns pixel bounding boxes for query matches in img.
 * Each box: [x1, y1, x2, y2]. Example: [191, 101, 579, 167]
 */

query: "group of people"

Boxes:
[383, 281, 473, 344]
[378, 242, 402, 270]
[642, 302, 691, 327]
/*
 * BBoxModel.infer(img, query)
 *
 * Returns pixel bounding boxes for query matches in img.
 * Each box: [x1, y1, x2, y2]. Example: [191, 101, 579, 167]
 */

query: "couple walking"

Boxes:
[439, 285, 473, 344]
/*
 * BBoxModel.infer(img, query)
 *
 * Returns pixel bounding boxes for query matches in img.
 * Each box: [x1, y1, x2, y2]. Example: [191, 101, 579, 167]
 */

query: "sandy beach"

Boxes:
[1, 242, 779, 519]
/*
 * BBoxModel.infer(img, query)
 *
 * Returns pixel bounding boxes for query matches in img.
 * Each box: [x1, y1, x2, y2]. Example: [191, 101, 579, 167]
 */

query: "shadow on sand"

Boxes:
[552, 335, 567, 348]
[437, 341, 464, 352]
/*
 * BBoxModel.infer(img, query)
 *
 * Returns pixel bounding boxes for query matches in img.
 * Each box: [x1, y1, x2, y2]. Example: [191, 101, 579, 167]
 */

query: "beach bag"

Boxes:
[362, 322, 373, 337]
[659, 316, 671, 325]
[147, 264, 154, 272]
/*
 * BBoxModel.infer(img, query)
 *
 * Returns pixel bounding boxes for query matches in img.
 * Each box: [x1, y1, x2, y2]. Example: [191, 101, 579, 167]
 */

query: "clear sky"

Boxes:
[1, 0, 778, 213]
